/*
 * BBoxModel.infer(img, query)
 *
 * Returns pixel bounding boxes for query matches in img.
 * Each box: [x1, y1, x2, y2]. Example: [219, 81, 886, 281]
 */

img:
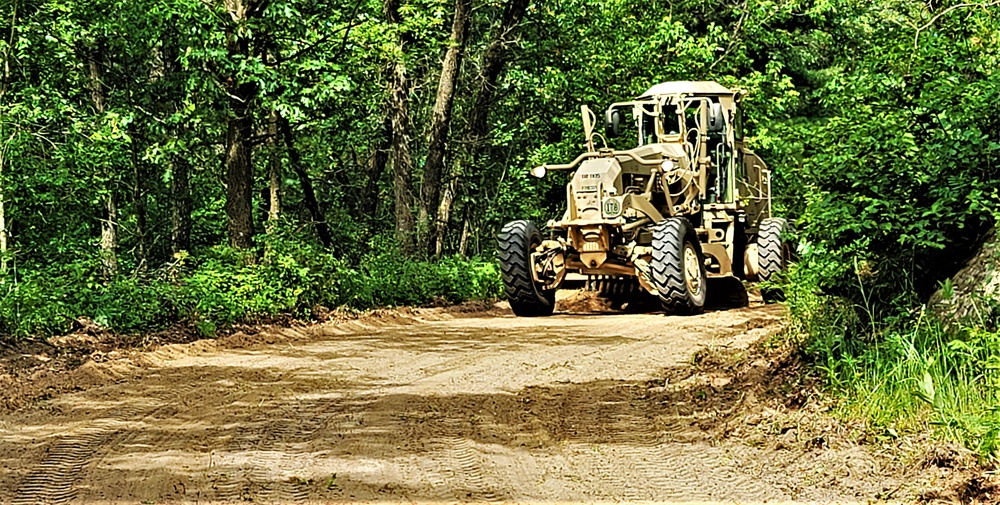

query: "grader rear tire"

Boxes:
[498, 220, 555, 317]
[650, 217, 707, 315]
[758, 217, 792, 303]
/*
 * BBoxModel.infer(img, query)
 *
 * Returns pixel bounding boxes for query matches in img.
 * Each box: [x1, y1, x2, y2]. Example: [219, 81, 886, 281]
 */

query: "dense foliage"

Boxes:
[1, 0, 999, 458]
[0, 241, 501, 337]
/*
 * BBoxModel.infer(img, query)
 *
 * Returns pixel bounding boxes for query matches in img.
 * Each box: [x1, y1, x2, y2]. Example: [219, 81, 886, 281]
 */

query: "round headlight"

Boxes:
[660, 159, 675, 171]
[530, 165, 547, 178]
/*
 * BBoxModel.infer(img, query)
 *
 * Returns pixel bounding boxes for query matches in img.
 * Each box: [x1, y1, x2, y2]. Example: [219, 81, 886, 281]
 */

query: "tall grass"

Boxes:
[786, 265, 1000, 462]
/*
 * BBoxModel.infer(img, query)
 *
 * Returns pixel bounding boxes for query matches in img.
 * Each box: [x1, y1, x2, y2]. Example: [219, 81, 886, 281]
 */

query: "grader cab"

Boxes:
[498, 81, 792, 316]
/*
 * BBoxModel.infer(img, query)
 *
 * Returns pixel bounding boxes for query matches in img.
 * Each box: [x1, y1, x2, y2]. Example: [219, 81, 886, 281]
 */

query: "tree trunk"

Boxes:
[362, 111, 392, 224]
[222, 0, 264, 250]
[131, 141, 147, 271]
[361, 60, 396, 225]
[420, 0, 472, 253]
[433, 178, 456, 258]
[466, 0, 529, 148]
[276, 112, 333, 248]
[444, 0, 528, 258]
[224, 96, 255, 250]
[126, 76, 148, 271]
[86, 43, 118, 279]
[159, 43, 192, 257]
[223, 86, 256, 249]
[385, 0, 416, 255]
[389, 63, 416, 255]
[0, 138, 7, 274]
[101, 198, 119, 278]
[267, 107, 281, 228]
[458, 206, 471, 257]
[0, 6, 13, 274]
[171, 155, 192, 255]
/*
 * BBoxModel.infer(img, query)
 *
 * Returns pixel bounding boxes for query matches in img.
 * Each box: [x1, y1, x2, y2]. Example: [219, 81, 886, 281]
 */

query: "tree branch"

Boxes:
[0, 0, 16, 104]
[708, 0, 749, 73]
[913, 1, 1000, 48]
[268, 0, 364, 66]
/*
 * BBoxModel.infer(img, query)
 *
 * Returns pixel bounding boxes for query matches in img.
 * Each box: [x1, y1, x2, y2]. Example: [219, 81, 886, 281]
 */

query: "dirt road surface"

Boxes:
[0, 301, 913, 504]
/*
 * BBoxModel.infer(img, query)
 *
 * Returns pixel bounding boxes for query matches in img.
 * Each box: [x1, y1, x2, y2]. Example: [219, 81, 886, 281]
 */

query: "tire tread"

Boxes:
[757, 217, 789, 303]
[650, 218, 705, 315]
[498, 220, 555, 317]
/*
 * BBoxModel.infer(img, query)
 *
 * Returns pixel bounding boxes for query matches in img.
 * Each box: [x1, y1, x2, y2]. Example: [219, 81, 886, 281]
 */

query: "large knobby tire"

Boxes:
[758, 217, 792, 303]
[498, 220, 555, 317]
[650, 217, 707, 315]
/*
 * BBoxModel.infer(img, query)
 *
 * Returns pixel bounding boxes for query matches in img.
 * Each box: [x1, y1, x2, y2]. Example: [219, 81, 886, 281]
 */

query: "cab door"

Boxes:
[732, 103, 768, 219]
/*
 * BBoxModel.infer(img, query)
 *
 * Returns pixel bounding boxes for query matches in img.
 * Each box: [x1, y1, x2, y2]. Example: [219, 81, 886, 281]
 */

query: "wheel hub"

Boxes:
[684, 245, 702, 296]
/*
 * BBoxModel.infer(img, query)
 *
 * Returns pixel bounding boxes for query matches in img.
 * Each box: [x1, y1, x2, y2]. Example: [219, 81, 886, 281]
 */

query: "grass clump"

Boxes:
[786, 265, 1000, 463]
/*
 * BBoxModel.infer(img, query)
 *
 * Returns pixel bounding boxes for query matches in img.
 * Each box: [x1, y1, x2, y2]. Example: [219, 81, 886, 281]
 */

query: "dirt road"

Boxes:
[0, 301, 909, 503]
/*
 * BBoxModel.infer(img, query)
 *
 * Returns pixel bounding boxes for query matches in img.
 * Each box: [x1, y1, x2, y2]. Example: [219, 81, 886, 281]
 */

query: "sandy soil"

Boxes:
[0, 295, 982, 504]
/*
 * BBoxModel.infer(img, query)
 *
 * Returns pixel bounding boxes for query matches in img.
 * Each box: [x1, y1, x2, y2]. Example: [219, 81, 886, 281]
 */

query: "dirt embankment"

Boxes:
[0, 293, 994, 504]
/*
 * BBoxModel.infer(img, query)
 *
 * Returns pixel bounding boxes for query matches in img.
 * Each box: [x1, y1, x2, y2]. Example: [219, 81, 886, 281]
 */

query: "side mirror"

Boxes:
[708, 103, 725, 133]
[605, 109, 621, 138]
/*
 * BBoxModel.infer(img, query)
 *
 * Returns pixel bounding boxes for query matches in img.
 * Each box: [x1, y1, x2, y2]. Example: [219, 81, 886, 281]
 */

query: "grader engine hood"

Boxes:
[563, 157, 625, 270]
[568, 158, 623, 221]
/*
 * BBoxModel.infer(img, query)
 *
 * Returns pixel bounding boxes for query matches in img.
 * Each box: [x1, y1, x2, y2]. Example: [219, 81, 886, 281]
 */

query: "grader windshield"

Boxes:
[605, 97, 684, 150]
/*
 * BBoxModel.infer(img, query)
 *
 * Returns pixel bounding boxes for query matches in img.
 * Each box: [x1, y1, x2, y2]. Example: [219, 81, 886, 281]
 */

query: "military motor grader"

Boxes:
[498, 81, 792, 316]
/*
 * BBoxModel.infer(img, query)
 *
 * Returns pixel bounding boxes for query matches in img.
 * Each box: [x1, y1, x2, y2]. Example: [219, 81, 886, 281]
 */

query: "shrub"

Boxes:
[0, 240, 502, 339]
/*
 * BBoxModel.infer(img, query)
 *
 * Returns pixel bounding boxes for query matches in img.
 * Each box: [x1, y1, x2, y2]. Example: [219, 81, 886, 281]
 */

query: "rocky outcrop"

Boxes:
[929, 227, 1000, 325]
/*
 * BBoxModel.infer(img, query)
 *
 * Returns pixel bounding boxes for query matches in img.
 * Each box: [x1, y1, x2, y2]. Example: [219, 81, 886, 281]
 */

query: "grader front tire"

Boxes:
[650, 217, 707, 315]
[498, 220, 556, 317]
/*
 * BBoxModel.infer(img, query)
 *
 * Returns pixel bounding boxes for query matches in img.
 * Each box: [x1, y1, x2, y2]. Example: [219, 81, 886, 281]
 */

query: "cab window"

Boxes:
[661, 112, 681, 136]
[641, 106, 656, 145]
[734, 107, 745, 141]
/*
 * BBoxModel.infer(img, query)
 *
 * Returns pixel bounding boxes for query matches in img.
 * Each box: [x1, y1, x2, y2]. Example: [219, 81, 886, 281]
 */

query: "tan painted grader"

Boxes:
[498, 81, 792, 316]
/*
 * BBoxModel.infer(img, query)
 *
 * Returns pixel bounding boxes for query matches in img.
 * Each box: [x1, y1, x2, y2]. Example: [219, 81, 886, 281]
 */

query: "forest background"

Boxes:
[1, 0, 999, 460]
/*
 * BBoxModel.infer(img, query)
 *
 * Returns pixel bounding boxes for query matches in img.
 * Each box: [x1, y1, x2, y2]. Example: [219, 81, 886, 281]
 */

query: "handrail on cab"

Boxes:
[534, 149, 662, 173]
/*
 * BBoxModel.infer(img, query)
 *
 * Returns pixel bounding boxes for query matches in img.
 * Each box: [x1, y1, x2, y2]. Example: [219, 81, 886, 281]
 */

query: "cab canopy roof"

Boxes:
[638, 81, 734, 98]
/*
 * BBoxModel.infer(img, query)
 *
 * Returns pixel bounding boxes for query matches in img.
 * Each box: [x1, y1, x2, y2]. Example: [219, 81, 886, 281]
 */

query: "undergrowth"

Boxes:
[785, 264, 1000, 464]
[0, 237, 502, 339]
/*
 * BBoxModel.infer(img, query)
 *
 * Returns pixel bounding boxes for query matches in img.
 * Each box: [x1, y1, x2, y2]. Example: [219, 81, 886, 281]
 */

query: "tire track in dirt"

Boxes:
[362, 315, 714, 503]
[482, 443, 553, 501]
[619, 413, 720, 501]
[207, 356, 432, 503]
[639, 443, 708, 500]
[11, 420, 127, 505]
[375, 320, 656, 503]
[11, 371, 241, 505]
[566, 443, 649, 502]
[211, 394, 343, 502]
[611, 416, 692, 501]
[637, 443, 782, 501]
[327, 394, 440, 503]
[82, 371, 262, 502]
[439, 436, 501, 502]
[384, 433, 454, 503]
[560, 367, 786, 501]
